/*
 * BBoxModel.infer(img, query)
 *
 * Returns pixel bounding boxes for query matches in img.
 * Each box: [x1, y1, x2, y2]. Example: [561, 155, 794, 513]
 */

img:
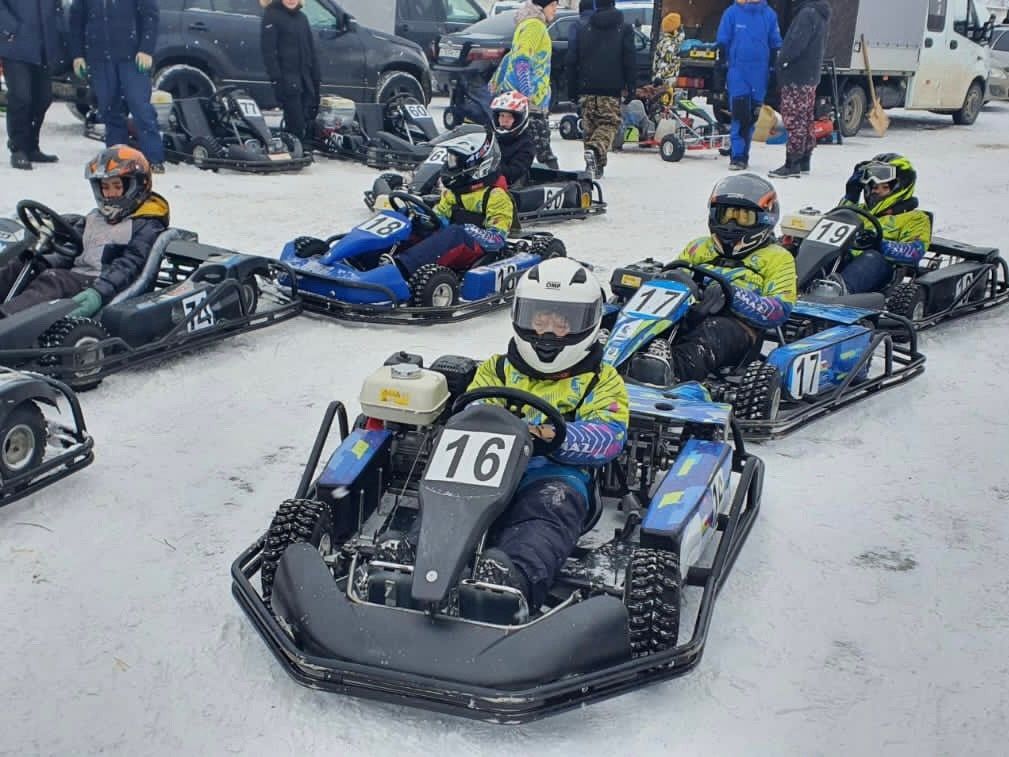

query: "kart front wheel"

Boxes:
[659, 134, 686, 163]
[277, 131, 303, 159]
[885, 282, 926, 322]
[559, 115, 580, 140]
[38, 317, 108, 391]
[624, 548, 681, 657]
[260, 498, 335, 608]
[443, 109, 460, 130]
[409, 264, 459, 308]
[0, 401, 46, 480]
[190, 136, 224, 170]
[734, 361, 782, 421]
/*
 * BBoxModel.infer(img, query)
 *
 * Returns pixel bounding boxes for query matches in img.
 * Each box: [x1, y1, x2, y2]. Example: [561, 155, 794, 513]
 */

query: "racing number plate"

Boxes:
[807, 218, 858, 246]
[236, 98, 262, 118]
[425, 429, 516, 488]
[404, 104, 429, 119]
[357, 214, 409, 237]
[623, 283, 687, 318]
[425, 147, 449, 165]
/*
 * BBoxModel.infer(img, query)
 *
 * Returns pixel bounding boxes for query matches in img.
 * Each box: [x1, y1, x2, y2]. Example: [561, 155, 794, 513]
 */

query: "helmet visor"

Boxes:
[513, 297, 601, 338]
[715, 205, 759, 227]
[859, 162, 897, 186]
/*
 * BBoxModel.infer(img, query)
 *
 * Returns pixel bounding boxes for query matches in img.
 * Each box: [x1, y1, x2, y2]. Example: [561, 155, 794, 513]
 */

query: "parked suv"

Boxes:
[124, 0, 432, 107]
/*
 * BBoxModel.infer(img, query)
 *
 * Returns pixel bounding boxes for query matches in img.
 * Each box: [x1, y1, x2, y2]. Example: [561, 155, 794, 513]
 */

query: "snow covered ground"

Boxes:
[2, 100, 1008, 756]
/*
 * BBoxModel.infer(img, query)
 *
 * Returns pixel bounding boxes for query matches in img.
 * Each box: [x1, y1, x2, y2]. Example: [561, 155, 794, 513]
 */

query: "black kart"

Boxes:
[232, 352, 763, 722]
[0, 201, 302, 390]
[0, 369, 93, 508]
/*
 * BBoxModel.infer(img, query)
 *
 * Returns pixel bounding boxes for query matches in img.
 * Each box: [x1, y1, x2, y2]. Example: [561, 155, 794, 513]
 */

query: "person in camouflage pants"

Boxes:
[581, 95, 622, 171]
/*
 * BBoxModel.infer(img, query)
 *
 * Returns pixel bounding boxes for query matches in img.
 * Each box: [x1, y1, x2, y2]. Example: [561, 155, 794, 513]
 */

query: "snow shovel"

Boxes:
[860, 34, 890, 136]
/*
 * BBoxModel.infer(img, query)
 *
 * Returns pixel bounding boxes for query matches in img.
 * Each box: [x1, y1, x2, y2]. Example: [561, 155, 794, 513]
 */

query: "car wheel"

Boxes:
[840, 84, 866, 138]
[154, 64, 216, 100]
[376, 70, 426, 107]
[952, 81, 984, 125]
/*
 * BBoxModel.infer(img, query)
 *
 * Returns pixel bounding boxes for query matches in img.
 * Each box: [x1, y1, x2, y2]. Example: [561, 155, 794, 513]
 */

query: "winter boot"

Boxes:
[473, 548, 530, 599]
[729, 158, 748, 171]
[769, 153, 801, 179]
[28, 150, 58, 163]
[11, 152, 31, 170]
[799, 151, 812, 174]
[583, 147, 600, 179]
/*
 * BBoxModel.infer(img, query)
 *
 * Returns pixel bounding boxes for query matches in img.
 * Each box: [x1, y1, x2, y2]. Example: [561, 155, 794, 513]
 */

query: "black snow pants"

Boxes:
[669, 316, 758, 381]
[0, 261, 92, 316]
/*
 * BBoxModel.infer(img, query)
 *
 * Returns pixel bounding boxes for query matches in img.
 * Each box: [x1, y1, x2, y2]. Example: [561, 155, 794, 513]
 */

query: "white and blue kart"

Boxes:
[602, 260, 927, 440]
[280, 191, 566, 324]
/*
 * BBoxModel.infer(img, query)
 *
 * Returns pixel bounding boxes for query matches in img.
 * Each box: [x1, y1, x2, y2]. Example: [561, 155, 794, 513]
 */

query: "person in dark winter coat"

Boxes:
[566, 0, 636, 179]
[0, 145, 169, 318]
[717, 0, 782, 170]
[261, 0, 320, 143]
[566, 0, 595, 46]
[491, 91, 535, 187]
[768, 0, 831, 178]
[0, 0, 66, 169]
[69, 0, 165, 171]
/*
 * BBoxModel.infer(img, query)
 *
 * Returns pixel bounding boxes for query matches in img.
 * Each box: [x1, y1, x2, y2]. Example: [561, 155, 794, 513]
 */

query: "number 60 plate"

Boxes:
[425, 429, 516, 488]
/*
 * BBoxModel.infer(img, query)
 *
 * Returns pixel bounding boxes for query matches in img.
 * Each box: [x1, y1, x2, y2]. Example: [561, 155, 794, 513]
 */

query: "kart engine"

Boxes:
[359, 362, 450, 427]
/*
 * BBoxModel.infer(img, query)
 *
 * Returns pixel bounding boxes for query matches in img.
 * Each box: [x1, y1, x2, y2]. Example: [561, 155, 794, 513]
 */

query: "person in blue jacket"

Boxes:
[717, 0, 782, 171]
[69, 0, 166, 172]
[0, 0, 66, 169]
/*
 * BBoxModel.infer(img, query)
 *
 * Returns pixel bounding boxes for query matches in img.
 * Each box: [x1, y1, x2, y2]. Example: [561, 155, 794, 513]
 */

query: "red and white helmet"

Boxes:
[490, 91, 530, 138]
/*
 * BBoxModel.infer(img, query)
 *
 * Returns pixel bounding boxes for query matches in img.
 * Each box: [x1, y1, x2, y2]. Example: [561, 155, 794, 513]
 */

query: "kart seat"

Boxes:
[109, 228, 197, 305]
[355, 103, 387, 139]
[174, 97, 214, 139]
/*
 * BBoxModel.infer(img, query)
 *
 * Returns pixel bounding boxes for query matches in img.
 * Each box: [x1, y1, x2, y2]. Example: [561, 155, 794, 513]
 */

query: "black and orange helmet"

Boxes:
[85, 145, 153, 223]
[707, 173, 780, 259]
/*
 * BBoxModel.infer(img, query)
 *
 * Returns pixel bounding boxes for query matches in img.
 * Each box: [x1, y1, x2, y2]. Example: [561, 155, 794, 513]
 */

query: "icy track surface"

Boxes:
[2, 101, 1008, 757]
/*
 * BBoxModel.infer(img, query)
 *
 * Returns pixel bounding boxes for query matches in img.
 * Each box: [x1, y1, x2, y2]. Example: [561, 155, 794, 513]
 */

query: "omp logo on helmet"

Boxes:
[546, 281, 561, 289]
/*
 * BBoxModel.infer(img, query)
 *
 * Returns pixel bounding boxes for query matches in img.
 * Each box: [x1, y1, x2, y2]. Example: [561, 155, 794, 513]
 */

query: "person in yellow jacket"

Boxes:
[463, 257, 629, 610]
[828, 153, 932, 294]
[648, 173, 796, 382]
[389, 131, 515, 278]
[490, 0, 560, 168]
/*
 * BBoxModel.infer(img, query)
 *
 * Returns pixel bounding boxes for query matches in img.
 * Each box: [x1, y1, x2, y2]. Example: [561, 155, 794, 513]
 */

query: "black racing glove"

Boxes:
[692, 280, 727, 317]
[844, 161, 869, 203]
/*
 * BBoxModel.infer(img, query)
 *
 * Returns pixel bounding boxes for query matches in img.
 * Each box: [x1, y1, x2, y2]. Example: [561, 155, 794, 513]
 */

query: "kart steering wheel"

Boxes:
[452, 387, 568, 456]
[826, 204, 885, 251]
[660, 261, 735, 316]
[387, 190, 441, 232]
[17, 200, 83, 254]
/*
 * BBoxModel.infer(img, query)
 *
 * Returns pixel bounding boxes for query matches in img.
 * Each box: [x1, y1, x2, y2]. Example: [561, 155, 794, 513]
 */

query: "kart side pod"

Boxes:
[641, 438, 732, 576]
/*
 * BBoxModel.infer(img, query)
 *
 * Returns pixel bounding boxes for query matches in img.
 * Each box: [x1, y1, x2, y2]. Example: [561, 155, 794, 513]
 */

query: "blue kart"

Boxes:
[602, 259, 926, 440]
[280, 191, 566, 324]
[232, 351, 762, 722]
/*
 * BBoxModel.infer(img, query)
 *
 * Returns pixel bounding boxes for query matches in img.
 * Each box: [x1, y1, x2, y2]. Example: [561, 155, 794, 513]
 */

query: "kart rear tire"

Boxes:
[376, 70, 427, 107]
[154, 64, 216, 101]
[38, 317, 108, 391]
[659, 134, 686, 163]
[0, 401, 46, 480]
[443, 109, 460, 130]
[260, 498, 335, 607]
[885, 282, 926, 321]
[190, 136, 225, 170]
[542, 237, 567, 259]
[734, 361, 782, 421]
[239, 276, 260, 316]
[277, 131, 303, 159]
[408, 264, 459, 308]
[624, 548, 680, 656]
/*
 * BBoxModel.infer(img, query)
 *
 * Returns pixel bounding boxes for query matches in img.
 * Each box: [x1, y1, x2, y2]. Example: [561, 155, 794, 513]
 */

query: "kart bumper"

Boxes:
[172, 151, 313, 174]
[231, 451, 763, 723]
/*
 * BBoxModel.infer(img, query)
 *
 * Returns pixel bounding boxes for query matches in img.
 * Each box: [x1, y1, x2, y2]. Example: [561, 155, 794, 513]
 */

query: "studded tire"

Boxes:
[277, 131, 304, 159]
[260, 498, 335, 607]
[0, 401, 46, 480]
[624, 548, 681, 657]
[38, 317, 108, 391]
[190, 136, 225, 169]
[885, 282, 926, 321]
[734, 361, 782, 421]
[408, 264, 459, 308]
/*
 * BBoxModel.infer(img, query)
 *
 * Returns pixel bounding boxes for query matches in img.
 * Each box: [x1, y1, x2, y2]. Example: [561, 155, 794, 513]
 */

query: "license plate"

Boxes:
[439, 42, 462, 61]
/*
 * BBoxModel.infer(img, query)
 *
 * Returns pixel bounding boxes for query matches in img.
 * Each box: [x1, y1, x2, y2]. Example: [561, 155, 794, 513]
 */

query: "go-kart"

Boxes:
[0, 368, 94, 508]
[558, 95, 728, 163]
[311, 95, 439, 170]
[602, 259, 927, 440]
[158, 86, 311, 173]
[781, 205, 1009, 330]
[0, 201, 302, 390]
[364, 127, 606, 225]
[231, 352, 763, 722]
[280, 191, 566, 324]
[0, 217, 27, 257]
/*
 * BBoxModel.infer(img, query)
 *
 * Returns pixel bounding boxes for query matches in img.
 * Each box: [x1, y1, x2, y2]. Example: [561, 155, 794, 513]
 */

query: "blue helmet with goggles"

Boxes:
[707, 173, 780, 259]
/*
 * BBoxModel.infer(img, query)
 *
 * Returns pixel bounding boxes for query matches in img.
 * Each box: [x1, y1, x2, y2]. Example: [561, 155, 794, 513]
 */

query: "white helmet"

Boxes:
[512, 258, 603, 375]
